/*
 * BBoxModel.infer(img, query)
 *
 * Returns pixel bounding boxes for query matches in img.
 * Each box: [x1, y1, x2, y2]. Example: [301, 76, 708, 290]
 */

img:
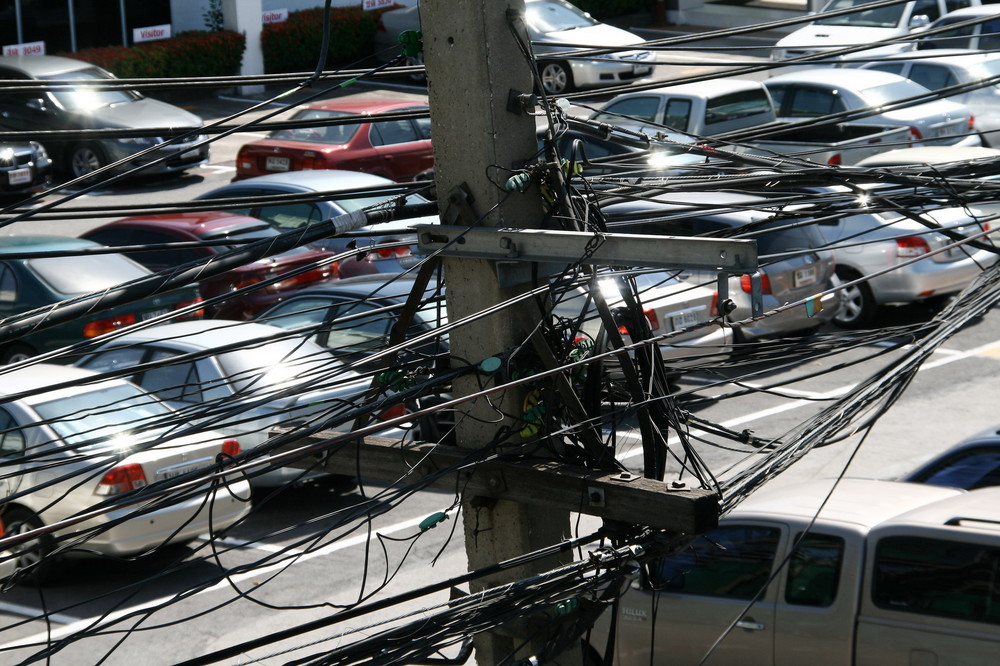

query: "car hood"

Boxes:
[73, 97, 203, 130]
[532, 24, 645, 49]
[776, 25, 907, 50]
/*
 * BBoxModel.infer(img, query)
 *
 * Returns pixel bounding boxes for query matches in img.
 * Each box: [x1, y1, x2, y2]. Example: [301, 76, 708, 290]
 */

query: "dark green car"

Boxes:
[0, 236, 204, 363]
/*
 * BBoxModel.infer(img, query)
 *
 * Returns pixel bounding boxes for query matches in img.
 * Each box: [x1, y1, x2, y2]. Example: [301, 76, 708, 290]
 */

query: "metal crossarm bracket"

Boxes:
[416, 225, 757, 274]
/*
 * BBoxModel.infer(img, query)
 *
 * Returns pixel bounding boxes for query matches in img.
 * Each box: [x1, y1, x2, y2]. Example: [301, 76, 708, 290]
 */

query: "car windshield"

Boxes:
[815, 0, 907, 27]
[859, 79, 928, 105]
[41, 67, 140, 112]
[27, 253, 150, 295]
[526, 0, 598, 32]
[215, 336, 339, 393]
[268, 109, 361, 144]
[33, 382, 174, 450]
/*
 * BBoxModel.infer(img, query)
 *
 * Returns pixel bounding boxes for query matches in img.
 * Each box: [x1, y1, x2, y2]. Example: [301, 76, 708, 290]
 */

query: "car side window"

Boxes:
[944, 0, 971, 10]
[255, 202, 323, 230]
[327, 301, 395, 352]
[921, 20, 974, 49]
[370, 119, 420, 146]
[0, 407, 25, 458]
[141, 350, 203, 403]
[259, 296, 334, 347]
[908, 63, 956, 90]
[414, 116, 432, 140]
[874, 536, 1000, 625]
[978, 19, 1000, 50]
[0, 263, 17, 303]
[593, 96, 662, 125]
[662, 99, 693, 132]
[866, 63, 906, 76]
[651, 525, 782, 600]
[786, 532, 844, 607]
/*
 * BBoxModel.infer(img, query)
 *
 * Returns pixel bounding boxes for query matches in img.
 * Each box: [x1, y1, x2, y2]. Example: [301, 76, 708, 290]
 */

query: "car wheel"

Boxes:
[538, 60, 574, 95]
[3, 506, 55, 585]
[834, 269, 878, 328]
[69, 144, 107, 178]
[0, 343, 36, 365]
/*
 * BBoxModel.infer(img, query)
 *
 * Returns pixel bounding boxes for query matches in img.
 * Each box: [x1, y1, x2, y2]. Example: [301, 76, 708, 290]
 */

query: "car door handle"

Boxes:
[735, 619, 766, 631]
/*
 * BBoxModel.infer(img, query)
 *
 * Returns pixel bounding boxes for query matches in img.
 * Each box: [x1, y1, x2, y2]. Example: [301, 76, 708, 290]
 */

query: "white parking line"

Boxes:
[0, 508, 456, 650]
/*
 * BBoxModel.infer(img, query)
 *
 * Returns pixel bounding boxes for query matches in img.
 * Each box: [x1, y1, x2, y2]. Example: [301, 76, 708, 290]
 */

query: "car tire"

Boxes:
[68, 143, 107, 178]
[0, 343, 36, 365]
[538, 60, 574, 95]
[834, 268, 878, 328]
[3, 506, 55, 585]
[405, 53, 427, 83]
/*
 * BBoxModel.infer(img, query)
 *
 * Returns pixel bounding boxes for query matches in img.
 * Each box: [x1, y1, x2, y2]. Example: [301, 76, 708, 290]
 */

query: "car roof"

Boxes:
[91, 319, 297, 350]
[0, 55, 99, 77]
[767, 67, 906, 87]
[730, 478, 964, 530]
[627, 78, 766, 98]
[203, 169, 397, 194]
[872, 48, 1000, 63]
[933, 5, 1000, 20]
[855, 145, 1000, 167]
[297, 98, 428, 114]
[0, 363, 115, 401]
[277, 273, 440, 300]
[0, 234, 100, 256]
[97, 212, 275, 237]
[879, 486, 1000, 532]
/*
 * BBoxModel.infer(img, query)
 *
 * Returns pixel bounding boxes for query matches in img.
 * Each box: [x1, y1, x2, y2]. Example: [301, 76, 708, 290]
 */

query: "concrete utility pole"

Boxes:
[421, 1, 577, 662]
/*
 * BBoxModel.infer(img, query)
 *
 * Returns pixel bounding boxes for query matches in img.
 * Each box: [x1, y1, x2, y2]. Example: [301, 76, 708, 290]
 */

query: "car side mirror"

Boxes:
[25, 98, 48, 113]
[909, 14, 930, 29]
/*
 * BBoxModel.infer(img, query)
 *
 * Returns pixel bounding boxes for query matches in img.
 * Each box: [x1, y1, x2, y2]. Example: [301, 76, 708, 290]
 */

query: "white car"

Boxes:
[374, 0, 652, 95]
[764, 67, 981, 147]
[771, 0, 975, 64]
[855, 49, 1000, 145]
[912, 4, 1000, 50]
[75, 320, 406, 488]
[0, 364, 251, 583]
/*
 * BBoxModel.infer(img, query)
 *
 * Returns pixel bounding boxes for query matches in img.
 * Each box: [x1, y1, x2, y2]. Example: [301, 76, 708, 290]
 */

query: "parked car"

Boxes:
[195, 170, 435, 277]
[601, 192, 843, 341]
[776, 185, 998, 326]
[74, 320, 408, 487]
[771, 0, 976, 63]
[0, 363, 251, 583]
[764, 67, 981, 147]
[588, 478, 1000, 665]
[81, 212, 338, 321]
[0, 141, 51, 199]
[854, 49, 1000, 145]
[374, 0, 653, 95]
[853, 144, 1000, 168]
[0, 235, 204, 364]
[233, 99, 433, 182]
[901, 425, 1000, 489]
[914, 4, 1000, 50]
[0, 55, 208, 179]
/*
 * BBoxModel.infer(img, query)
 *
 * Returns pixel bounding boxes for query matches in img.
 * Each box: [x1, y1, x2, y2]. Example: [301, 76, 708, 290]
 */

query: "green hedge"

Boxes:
[573, 0, 654, 20]
[261, 6, 397, 73]
[67, 30, 245, 79]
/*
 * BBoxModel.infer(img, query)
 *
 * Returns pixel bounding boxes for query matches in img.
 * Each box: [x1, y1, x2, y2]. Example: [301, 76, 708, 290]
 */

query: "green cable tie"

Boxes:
[420, 511, 449, 532]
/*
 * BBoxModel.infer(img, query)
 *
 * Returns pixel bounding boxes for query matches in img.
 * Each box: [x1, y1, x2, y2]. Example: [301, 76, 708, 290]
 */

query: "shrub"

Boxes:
[68, 30, 245, 79]
[261, 6, 393, 73]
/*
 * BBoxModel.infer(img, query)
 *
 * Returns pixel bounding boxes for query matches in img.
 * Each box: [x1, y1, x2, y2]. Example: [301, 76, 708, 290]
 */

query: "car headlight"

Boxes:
[30, 141, 49, 161]
[116, 136, 161, 146]
[0, 147, 13, 166]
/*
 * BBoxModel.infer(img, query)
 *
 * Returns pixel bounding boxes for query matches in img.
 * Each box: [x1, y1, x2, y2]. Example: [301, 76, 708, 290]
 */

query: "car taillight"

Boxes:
[740, 272, 772, 295]
[273, 266, 338, 290]
[95, 463, 148, 496]
[969, 114, 976, 131]
[909, 126, 922, 143]
[373, 245, 412, 260]
[83, 314, 137, 338]
[896, 236, 931, 258]
[827, 152, 842, 166]
[377, 403, 408, 421]
[221, 440, 242, 457]
[176, 296, 205, 319]
[617, 308, 659, 335]
[302, 152, 320, 170]
[711, 292, 719, 317]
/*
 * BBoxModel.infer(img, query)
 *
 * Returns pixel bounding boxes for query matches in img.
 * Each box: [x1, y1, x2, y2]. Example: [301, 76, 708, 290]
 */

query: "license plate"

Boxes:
[141, 308, 170, 321]
[7, 168, 31, 186]
[669, 309, 701, 330]
[159, 464, 204, 480]
[266, 156, 290, 172]
[632, 64, 652, 75]
[794, 266, 817, 288]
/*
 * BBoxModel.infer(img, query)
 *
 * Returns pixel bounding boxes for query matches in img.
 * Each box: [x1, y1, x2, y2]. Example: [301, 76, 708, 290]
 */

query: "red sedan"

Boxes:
[233, 99, 434, 182]
[82, 212, 338, 320]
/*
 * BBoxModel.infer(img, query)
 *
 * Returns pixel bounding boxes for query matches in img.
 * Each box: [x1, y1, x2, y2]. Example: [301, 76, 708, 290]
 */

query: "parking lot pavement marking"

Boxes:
[0, 508, 459, 651]
[0, 602, 78, 625]
[973, 343, 1000, 358]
